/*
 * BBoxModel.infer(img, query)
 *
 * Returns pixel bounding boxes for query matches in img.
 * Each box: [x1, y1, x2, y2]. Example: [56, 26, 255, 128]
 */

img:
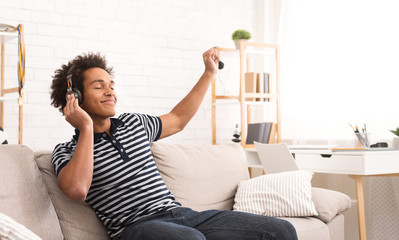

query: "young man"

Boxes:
[50, 48, 297, 240]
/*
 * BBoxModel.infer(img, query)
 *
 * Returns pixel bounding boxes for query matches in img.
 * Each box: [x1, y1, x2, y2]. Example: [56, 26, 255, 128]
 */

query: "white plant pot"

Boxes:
[234, 39, 248, 49]
[393, 138, 399, 149]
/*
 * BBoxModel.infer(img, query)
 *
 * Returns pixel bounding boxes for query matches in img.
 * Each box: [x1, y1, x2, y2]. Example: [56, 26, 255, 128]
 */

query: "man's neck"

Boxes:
[92, 117, 112, 135]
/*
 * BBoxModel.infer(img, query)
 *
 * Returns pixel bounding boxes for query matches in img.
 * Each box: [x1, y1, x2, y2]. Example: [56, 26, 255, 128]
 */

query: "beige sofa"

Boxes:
[0, 142, 351, 240]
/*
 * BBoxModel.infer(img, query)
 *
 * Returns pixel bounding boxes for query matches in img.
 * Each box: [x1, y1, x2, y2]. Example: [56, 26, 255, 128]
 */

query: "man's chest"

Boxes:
[90, 126, 154, 184]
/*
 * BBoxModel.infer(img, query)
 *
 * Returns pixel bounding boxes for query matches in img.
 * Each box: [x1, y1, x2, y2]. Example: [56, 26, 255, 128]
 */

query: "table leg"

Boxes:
[353, 175, 367, 240]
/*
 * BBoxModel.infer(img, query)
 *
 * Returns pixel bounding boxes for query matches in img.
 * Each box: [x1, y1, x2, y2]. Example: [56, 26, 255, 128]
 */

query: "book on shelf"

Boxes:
[256, 72, 270, 102]
[264, 73, 270, 101]
[246, 122, 274, 144]
[245, 72, 257, 101]
[256, 73, 263, 101]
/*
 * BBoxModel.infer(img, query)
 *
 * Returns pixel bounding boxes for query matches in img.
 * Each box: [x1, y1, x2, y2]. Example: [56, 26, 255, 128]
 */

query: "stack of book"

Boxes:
[244, 72, 270, 102]
[246, 122, 276, 144]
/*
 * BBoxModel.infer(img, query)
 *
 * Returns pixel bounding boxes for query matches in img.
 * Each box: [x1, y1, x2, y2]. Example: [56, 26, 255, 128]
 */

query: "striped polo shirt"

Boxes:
[51, 113, 181, 239]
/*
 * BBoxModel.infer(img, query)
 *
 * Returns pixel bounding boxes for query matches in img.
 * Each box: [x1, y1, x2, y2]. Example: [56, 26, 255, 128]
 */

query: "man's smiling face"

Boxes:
[80, 67, 117, 120]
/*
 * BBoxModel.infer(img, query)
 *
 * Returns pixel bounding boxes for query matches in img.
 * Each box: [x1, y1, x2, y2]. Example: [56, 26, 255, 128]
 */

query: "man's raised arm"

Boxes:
[159, 48, 219, 139]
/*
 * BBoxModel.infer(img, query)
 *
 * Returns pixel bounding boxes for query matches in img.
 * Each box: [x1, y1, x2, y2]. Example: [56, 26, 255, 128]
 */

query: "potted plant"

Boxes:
[390, 127, 399, 148]
[232, 29, 251, 49]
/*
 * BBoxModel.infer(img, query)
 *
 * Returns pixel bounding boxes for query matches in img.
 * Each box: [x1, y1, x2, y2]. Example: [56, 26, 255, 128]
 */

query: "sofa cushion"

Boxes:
[280, 216, 330, 240]
[0, 212, 42, 240]
[311, 187, 351, 223]
[34, 151, 110, 240]
[233, 170, 318, 217]
[0, 145, 63, 240]
[151, 142, 249, 211]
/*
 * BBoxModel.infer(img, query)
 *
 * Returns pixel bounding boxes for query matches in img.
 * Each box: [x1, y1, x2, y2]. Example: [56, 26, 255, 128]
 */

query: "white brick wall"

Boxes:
[0, 0, 259, 151]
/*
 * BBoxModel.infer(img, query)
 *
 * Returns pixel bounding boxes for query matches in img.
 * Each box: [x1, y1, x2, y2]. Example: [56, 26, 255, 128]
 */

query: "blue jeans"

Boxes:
[119, 207, 297, 240]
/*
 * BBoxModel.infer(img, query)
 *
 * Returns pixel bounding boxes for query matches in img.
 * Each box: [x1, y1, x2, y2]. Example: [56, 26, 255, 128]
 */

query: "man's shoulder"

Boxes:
[117, 112, 159, 124]
[118, 112, 137, 120]
[53, 139, 76, 154]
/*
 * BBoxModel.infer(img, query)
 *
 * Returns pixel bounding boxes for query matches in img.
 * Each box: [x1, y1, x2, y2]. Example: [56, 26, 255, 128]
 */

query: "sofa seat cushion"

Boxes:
[34, 151, 110, 240]
[280, 216, 330, 240]
[0, 145, 63, 240]
[151, 142, 249, 211]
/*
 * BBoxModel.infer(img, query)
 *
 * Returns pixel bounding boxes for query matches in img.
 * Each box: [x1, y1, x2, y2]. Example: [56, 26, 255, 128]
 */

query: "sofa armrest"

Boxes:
[311, 187, 351, 223]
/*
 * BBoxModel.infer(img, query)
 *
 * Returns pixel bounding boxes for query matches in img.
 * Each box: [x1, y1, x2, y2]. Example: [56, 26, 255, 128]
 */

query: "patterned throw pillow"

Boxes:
[0, 212, 42, 240]
[233, 170, 318, 217]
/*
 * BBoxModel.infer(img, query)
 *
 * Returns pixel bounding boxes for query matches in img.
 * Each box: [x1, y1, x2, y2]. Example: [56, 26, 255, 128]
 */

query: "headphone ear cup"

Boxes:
[73, 89, 82, 104]
[66, 89, 82, 104]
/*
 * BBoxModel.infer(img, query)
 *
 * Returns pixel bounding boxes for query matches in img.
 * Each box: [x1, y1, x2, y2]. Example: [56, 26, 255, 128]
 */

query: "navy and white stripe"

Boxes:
[51, 113, 181, 239]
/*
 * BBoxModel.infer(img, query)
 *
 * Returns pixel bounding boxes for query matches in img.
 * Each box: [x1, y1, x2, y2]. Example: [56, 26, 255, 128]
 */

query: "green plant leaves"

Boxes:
[232, 29, 252, 40]
[390, 127, 399, 136]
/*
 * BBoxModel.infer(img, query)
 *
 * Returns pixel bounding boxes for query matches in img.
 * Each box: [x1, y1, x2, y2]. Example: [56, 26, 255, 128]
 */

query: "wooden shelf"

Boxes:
[212, 41, 281, 147]
[215, 95, 239, 100]
[242, 93, 278, 99]
[1, 26, 24, 144]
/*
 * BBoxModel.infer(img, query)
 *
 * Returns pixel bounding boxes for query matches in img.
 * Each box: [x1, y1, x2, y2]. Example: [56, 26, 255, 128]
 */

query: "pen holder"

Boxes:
[355, 132, 370, 148]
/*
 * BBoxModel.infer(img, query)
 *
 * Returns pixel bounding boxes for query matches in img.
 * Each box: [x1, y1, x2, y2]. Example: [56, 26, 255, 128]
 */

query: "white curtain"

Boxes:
[277, 0, 399, 145]
[277, 1, 399, 239]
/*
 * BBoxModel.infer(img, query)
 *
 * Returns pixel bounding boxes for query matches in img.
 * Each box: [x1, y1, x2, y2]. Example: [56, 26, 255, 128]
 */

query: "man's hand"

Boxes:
[64, 94, 93, 130]
[202, 47, 220, 75]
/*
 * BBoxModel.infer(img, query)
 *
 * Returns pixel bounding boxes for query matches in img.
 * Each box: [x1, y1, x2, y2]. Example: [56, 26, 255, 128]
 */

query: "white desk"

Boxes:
[246, 148, 399, 240]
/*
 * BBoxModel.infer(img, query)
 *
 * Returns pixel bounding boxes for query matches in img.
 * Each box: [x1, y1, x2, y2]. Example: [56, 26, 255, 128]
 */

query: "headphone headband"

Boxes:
[65, 64, 82, 104]
[66, 65, 75, 92]
[66, 65, 75, 80]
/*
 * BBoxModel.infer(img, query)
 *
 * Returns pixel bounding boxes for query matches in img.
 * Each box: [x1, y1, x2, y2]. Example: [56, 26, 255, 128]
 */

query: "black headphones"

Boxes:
[218, 61, 224, 70]
[65, 65, 82, 104]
